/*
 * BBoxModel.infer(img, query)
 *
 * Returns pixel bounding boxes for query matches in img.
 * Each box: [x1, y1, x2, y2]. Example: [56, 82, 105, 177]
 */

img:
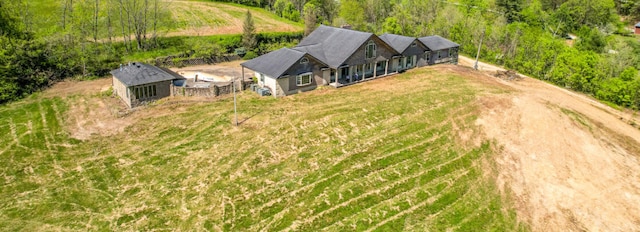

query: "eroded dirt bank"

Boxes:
[459, 56, 640, 231]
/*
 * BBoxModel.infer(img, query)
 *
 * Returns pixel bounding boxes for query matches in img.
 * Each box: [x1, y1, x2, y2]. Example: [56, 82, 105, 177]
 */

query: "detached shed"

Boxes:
[111, 62, 185, 108]
[635, 22, 640, 34]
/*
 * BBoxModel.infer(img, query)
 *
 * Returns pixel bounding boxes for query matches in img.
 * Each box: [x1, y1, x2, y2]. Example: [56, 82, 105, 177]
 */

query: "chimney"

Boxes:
[341, 24, 352, 30]
[119, 64, 123, 71]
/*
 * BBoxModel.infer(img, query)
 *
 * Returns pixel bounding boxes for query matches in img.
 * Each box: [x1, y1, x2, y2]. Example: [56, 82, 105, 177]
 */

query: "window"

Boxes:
[133, 85, 158, 100]
[259, 73, 265, 83]
[300, 57, 309, 64]
[296, 73, 313, 86]
[411, 42, 417, 47]
[425, 51, 431, 62]
[437, 51, 442, 59]
[365, 40, 376, 59]
[134, 88, 140, 99]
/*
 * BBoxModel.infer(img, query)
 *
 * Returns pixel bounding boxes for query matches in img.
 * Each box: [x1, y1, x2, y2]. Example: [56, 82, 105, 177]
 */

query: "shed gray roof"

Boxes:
[296, 25, 378, 68]
[636, 22, 640, 27]
[241, 48, 313, 78]
[418, 35, 460, 51]
[379, 33, 420, 53]
[111, 62, 185, 87]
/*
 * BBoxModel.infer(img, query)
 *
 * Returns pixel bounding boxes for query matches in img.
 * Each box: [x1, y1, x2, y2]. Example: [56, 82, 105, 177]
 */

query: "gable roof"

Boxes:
[379, 33, 421, 53]
[418, 35, 460, 51]
[241, 48, 325, 78]
[111, 62, 185, 87]
[296, 25, 385, 68]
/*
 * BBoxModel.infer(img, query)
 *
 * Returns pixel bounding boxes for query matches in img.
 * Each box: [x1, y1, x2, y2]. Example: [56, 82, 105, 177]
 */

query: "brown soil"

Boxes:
[171, 60, 254, 81]
[459, 56, 640, 231]
[45, 57, 640, 231]
[44, 62, 243, 140]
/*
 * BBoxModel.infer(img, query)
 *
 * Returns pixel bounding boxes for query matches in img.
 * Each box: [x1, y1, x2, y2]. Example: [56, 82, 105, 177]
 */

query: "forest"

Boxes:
[1, 0, 640, 109]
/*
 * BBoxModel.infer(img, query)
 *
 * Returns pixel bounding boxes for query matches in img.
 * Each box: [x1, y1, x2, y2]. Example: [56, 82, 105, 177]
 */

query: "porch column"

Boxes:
[385, 60, 389, 75]
[373, 62, 377, 78]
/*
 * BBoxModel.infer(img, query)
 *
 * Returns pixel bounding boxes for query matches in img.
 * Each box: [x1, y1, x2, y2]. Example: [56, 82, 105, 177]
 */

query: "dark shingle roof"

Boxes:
[418, 35, 460, 51]
[110, 62, 185, 87]
[241, 48, 309, 78]
[292, 43, 326, 63]
[379, 33, 419, 53]
[296, 25, 375, 68]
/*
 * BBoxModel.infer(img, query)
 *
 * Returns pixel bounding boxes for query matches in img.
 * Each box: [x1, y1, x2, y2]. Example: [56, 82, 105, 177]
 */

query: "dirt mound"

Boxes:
[459, 56, 640, 231]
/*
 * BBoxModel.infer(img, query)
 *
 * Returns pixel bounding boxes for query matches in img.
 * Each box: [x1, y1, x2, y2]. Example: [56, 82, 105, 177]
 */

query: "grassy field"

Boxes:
[27, 0, 302, 38]
[0, 66, 526, 231]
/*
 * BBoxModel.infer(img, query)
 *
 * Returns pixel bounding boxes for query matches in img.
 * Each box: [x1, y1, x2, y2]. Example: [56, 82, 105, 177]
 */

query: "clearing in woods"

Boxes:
[0, 65, 524, 230]
[28, 0, 302, 38]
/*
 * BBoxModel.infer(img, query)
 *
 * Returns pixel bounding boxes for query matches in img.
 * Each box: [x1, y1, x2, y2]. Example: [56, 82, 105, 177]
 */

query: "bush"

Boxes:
[244, 51, 258, 59]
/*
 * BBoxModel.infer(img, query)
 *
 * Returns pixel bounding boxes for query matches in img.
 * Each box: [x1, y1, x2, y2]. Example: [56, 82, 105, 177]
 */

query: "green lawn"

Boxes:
[0, 67, 526, 231]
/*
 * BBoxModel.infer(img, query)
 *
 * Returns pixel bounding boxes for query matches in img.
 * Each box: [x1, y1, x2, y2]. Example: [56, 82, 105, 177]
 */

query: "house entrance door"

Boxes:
[340, 67, 349, 83]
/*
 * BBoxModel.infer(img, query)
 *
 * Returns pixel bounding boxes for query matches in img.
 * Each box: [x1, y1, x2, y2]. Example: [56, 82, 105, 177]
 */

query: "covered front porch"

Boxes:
[328, 57, 400, 88]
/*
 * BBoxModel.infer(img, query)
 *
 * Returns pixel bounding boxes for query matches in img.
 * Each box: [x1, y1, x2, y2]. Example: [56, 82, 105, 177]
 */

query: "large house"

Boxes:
[241, 25, 460, 97]
[111, 62, 185, 108]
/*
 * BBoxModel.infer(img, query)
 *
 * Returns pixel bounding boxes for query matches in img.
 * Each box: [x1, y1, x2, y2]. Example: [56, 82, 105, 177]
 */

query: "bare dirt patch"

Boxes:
[459, 55, 640, 231]
[165, 1, 300, 37]
[171, 60, 254, 81]
[44, 62, 245, 140]
[43, 78, 112, 98]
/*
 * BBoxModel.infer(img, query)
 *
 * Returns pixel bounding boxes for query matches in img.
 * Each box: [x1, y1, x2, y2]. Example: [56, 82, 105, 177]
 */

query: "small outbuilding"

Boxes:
[635, 22, 640, 34]
[111, 62, 185, 108]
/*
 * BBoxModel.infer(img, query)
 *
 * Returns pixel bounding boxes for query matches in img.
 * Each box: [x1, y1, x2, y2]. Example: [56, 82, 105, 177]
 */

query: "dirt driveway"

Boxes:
[459, 55, 640, 231]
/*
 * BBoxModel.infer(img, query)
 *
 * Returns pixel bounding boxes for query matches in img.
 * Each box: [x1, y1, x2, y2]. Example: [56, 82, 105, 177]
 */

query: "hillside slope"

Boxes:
[0, 65, 524, 230]
[459, 56, 640, 231]
[1, 62, 639, 230]
[28, 0, 302, 38]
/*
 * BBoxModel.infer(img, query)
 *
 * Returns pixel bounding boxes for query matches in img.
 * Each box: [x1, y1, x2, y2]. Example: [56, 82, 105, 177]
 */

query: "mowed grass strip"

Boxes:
[0, 66, 525, 231]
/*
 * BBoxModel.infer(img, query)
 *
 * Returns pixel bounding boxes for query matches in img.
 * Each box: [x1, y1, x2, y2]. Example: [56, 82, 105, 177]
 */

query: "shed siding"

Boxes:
[129, 80, 172, 108]
[113, 76, 132, 108]
[636, 27, 640, 34]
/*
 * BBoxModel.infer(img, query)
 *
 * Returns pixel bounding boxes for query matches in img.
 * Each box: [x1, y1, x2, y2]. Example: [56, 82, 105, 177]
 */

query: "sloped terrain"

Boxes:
[459, 56, 640, 231]
[1, 61, 639, 231]
[0, 66, 523, 230]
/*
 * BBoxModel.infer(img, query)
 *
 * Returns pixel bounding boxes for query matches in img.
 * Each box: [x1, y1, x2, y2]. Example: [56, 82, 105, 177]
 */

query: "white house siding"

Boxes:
[322, 69, 331, 85]
[262, 74, 280, 97]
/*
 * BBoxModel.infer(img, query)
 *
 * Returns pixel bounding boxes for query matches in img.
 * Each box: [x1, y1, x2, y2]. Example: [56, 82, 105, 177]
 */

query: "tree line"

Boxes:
[2, 0, 640, 109]
[234, 0, 640, 109]
[0, 0, 301, 104]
